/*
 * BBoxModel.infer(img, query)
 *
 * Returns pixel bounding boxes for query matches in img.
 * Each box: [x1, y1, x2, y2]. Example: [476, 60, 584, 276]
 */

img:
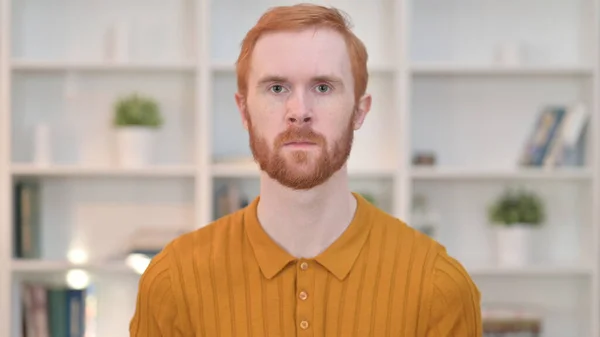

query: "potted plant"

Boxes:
[488, 187, 545, 267]
[113, 93, 163, 167]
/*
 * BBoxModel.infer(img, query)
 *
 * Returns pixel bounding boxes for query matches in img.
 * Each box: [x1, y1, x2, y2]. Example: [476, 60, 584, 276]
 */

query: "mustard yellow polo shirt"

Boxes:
[130, 193, 482, 336]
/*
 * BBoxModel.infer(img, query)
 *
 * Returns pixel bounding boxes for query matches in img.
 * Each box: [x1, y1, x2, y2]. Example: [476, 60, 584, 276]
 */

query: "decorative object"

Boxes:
[113, 93, 163, 167]
[494, 42, 523, 67]
[411, 194, 439, 239]
[483, 306, 542, 336]
[104, 20, 130, 63]
[33, 124, 51, 166]
[488, 187, 545, 267]
[412, 151, 436, 166]
[358, 192, 376, 205]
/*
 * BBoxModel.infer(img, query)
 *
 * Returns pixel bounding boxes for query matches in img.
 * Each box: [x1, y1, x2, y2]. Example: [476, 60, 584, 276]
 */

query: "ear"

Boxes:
[353, 93, 372, 130]
[235, 92, 249, 131]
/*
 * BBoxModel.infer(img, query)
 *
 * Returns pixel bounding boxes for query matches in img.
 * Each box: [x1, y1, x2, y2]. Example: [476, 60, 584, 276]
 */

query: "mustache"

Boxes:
[274, 126, 325, 147]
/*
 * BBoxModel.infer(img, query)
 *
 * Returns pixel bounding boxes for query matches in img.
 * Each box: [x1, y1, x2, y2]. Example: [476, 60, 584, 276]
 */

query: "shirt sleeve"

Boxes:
[129, 244, 179, 337]
[426, 249, 483, 337]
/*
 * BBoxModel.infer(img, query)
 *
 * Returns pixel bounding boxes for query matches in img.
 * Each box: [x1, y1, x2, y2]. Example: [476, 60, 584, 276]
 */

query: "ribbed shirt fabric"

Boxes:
[130, 193, 482, 337]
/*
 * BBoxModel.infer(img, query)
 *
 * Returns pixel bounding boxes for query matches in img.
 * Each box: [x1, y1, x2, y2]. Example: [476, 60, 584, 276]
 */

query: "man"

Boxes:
[130, 3, 482, 337]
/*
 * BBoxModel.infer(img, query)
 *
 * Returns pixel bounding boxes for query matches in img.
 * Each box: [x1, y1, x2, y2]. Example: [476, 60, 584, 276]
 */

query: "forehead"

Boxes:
[249, 27, 352, 82]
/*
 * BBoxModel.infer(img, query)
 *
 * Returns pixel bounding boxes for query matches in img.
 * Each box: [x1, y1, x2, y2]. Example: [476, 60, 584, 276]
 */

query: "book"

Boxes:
[519, 106, 567, 166]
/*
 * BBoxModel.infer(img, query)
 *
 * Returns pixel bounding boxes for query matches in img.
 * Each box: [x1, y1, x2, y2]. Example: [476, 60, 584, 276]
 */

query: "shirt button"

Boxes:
[300, 320, 309, 329]
[299, 291, 308, 300]
[300, 262, 309, 270]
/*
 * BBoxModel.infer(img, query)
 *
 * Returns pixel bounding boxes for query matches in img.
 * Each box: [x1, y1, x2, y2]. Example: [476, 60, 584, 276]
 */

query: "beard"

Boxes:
[247, 109, 355, 190]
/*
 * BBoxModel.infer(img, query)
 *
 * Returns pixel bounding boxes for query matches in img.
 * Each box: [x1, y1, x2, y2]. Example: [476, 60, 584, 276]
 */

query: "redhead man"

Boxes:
[130, 4, 482, 337]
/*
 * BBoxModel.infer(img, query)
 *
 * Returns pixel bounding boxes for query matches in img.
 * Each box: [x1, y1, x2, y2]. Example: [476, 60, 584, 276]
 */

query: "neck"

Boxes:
[256, 166, 357, 258]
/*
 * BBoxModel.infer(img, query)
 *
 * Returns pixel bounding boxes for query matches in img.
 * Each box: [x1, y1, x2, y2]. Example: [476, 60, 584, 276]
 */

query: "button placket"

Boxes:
[296, 260, 313, 334]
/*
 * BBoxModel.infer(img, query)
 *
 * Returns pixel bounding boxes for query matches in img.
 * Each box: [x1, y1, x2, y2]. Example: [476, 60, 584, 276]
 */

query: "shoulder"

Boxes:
[137, 207, 247, 292]
[371, 208, 480, 303]
[366, 205, 481, 326]
[421, 246, 482, 336]
[132, 209, 247, 332]
[367, 204, 445, 266]
[427, 246, 481, 308]
[164, 207, 247, 269]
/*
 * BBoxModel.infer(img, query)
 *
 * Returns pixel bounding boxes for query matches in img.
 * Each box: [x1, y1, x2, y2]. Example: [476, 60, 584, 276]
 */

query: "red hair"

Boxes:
[235, 3, 369, 102]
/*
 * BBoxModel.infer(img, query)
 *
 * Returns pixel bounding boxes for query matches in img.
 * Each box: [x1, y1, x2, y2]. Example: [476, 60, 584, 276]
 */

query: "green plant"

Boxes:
[358, 192, 376, 204]
[488, 187, 545, 226]
[113, 93, 163, 128]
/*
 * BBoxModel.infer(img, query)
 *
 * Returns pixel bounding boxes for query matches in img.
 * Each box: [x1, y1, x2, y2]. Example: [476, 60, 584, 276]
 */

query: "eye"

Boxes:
[316, 84, 330, 93]
[270, 84, 286, 94]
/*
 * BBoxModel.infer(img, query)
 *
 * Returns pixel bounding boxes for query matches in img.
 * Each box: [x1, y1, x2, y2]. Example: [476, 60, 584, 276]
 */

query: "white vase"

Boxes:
[496, 224, 534, 267]
[33, 124, 51, 166]
[494, 42, 522, 67]
[115, 127, 155, 167]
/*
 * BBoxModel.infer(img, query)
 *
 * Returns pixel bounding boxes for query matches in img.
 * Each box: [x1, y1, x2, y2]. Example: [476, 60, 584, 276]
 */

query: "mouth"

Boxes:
[284, 140, 317, 148]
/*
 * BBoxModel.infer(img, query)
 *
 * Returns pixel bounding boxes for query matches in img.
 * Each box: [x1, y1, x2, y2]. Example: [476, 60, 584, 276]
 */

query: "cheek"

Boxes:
[313, 103, 355, 135]
[247, 106, 280, 142]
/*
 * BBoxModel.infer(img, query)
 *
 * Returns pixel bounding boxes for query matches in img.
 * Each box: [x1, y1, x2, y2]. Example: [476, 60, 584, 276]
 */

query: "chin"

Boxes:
[281, 157, 313, 170]
[285, 151, 318, 165]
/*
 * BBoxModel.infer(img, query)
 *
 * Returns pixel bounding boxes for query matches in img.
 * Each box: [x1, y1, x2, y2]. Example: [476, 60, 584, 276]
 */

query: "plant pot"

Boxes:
[495, 224, 534, 267]
[115, 127, 155, 167]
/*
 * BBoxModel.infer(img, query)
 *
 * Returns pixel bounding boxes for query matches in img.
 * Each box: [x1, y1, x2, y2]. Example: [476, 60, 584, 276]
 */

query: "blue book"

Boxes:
[66, 289, 86, 337]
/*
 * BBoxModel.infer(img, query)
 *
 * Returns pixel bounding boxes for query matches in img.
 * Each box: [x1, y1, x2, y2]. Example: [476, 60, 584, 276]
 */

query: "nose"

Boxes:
[285, 91, 312, 126]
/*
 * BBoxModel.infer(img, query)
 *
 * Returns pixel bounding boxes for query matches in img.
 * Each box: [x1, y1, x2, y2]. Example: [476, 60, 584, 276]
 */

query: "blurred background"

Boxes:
[0, 0, 598, 336]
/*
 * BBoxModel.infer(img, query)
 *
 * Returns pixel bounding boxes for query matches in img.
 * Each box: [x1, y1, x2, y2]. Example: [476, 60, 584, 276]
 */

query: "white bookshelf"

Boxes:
[0, 0, 598, 337]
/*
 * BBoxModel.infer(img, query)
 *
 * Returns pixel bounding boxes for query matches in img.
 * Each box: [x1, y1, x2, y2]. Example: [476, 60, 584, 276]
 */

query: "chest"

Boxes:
[187, 259, 425, 337]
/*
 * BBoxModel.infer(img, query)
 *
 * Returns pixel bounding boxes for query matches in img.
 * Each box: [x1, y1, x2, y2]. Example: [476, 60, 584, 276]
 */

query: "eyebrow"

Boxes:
[256, 74, 345, 88]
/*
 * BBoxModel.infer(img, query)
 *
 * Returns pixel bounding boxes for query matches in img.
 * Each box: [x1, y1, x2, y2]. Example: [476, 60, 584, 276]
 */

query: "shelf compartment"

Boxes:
[11, 269, 141, 337]
[475, 275, 592, 337]
[411, 75, 593, 169]
[410, 0, 595, 67]
[10, 176, 195, 263]
[11, 0, 195, 64]
[10, 71, 196, 166]
[411, 179, 594, 271]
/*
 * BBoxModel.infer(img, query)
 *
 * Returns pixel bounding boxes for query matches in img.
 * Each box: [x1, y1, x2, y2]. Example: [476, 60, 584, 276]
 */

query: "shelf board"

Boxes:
[11, 259, 133, 274]
[411, 166, 592, 181]
[411, 63, 593, 76]
[12, 60, 197, 72]
[467, 265, 593, 277]
[11, 164, 196, 178]
[211, 160, 396, 178]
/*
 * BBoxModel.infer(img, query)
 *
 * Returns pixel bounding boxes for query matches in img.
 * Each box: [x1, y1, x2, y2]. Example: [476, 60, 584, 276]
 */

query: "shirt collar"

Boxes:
[244, 192, 374, 281]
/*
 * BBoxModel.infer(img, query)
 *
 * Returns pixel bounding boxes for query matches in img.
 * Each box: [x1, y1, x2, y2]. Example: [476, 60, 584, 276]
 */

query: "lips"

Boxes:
[285, 141, 316, 146]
